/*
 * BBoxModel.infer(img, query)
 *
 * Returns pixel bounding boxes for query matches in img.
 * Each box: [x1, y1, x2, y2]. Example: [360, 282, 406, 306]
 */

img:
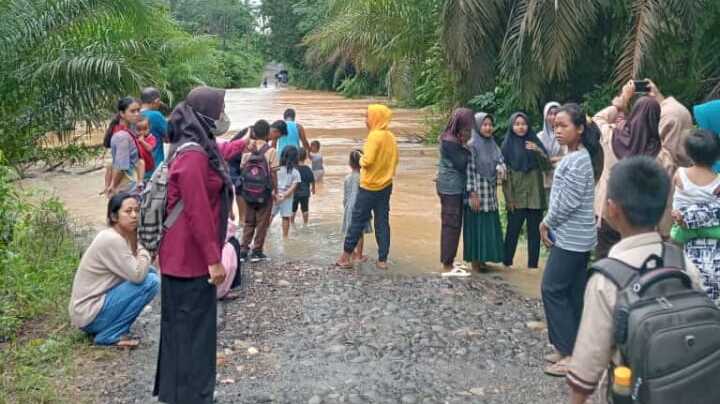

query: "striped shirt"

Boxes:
[543, 148, 597, 252]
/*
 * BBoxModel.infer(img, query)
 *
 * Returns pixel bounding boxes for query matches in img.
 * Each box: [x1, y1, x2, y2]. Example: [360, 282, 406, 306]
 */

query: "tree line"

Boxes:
[260, 0, 720, 123]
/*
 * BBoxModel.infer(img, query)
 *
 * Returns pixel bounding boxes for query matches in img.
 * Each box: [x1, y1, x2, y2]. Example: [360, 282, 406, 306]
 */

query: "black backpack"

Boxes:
[238, 144, 272, 204]
[591, 243, 720, 404]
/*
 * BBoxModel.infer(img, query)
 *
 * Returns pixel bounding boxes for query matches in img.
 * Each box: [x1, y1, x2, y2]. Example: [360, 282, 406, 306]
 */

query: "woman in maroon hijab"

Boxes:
[153, 86, 234, 404]
[593, 81, 663, 258]
[436, 108, 475, 273]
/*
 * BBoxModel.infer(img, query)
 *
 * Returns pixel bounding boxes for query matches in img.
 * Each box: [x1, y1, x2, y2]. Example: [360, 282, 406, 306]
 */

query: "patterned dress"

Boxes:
[679, 202, 720, 304]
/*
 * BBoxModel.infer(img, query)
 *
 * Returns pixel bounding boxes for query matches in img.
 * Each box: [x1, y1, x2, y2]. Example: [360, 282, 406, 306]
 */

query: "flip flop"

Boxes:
[107, 338, 140, 349]
[335, 261, 353, 269]
[220, 292, 241, 301]
[441, 267, 471, 278]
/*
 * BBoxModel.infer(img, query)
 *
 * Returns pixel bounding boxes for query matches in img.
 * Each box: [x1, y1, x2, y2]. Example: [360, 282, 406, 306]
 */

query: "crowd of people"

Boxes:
[65, 80, 720, 403]
[435, 79, 720, 402]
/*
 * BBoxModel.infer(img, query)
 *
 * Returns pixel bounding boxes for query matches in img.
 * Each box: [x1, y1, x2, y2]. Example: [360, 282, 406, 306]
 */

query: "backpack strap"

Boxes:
[162, 142, 204, 230]
[590, 258, 638, 289]
[164, 201, 184, 230]
[661, 242, 685, 270]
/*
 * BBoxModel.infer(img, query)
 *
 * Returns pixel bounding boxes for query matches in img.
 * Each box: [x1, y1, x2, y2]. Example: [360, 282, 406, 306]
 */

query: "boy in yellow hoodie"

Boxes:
[336, 104, 399, 270]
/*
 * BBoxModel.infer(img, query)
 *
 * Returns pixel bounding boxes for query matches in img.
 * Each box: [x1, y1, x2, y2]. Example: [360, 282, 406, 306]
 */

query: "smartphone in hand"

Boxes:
[634, 80, 650, 93]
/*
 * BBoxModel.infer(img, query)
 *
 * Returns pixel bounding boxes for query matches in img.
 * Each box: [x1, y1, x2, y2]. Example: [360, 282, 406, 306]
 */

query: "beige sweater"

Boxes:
[592, 106, 677, 236]
[68, 228, 151, 328]
[567, 232, 701, 395]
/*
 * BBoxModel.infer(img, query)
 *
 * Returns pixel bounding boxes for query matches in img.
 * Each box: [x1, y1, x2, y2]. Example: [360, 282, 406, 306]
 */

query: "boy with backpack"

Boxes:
[237, 120, 277, 262]
[567, 156, 719, 404]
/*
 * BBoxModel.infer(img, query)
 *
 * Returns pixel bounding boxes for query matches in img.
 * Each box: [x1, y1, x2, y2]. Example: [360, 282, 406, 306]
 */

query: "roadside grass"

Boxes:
[0, 168, 103, 404]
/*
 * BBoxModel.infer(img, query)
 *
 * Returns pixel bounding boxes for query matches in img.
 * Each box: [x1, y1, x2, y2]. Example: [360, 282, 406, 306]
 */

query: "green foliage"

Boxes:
[0, 187, 82, 341]
[0, 0, 265, 171]
[468, 82, 540, 143]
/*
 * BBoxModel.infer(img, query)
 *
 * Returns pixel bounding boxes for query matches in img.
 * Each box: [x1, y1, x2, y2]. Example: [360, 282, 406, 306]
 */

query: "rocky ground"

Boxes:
[73, 257, 593, 404]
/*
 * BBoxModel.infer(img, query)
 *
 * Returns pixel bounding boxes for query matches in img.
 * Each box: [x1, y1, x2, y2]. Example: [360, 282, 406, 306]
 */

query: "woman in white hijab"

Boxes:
[537, 102, 563, 197]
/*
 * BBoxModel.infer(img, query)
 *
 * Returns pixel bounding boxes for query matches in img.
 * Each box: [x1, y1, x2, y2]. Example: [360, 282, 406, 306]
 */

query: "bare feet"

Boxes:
[376, 261, 389, 270]
[335, 252, 353, 269]
[352, 254, 369, 263]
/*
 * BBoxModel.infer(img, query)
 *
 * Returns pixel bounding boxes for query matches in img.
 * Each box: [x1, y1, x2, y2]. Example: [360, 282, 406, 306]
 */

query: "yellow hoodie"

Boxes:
[360, 104, 399, 190]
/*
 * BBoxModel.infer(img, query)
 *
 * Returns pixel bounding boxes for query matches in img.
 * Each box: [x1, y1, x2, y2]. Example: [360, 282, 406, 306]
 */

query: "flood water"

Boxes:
[22, 87, 545, 298]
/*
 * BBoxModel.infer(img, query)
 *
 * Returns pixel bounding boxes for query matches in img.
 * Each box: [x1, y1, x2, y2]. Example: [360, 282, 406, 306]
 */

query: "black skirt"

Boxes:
[154, 274, 217, 404]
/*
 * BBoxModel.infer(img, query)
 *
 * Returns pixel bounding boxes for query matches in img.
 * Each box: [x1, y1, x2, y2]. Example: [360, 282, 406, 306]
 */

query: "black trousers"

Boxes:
[503, 208, 542, 268]
[344, 185, 392, 262]
[439, 193, 464, 265]
[154, 275, 217, 404]
[541, 246, 590, 356]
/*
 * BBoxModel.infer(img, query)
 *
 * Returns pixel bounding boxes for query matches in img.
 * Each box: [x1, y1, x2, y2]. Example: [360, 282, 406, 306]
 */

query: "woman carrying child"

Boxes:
[342, 150, 373, 263]
[539, 104, 602, 376]
[671, 129, 720, 305]
[102, 97, 145, 196]
[463, 112, 505, 271]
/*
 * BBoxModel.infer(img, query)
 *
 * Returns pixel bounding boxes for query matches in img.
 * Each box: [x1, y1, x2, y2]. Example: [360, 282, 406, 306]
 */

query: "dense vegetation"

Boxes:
[0, 0, 264, 172]
[260, 0, 720, 128]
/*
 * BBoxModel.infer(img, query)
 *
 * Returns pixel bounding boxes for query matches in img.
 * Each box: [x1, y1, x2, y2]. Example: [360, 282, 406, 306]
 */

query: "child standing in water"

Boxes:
[274, 146, 301, 238]
[342, 150, 373, 262]
[310, 140, 325, 182]
[293, 148, 316, 226]
[671, 129, 720, 304]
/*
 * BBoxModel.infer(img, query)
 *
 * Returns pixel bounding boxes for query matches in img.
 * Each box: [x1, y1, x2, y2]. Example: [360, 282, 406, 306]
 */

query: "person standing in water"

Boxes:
[309, 140, 325, 182]
[336, 104, 399, 270]
[276, 108, 311, 156]
[342, 150, 373, 262]
[436, 108, 474, 274]
[464, 113, 506, 272]
[502, 113, 550, 269]
[537, 102, 564, 198]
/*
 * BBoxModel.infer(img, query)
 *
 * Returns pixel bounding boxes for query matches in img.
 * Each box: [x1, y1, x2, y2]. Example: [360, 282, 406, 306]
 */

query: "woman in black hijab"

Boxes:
[501, 112, 550, 269]
[154, 86, 233, 404]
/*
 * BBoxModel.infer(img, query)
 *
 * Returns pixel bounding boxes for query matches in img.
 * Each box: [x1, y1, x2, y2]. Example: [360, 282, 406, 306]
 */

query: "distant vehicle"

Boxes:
[275, 70, 289, 87]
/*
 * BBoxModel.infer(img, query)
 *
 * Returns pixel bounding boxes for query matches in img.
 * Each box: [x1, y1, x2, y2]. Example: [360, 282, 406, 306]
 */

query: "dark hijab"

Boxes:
[168, 86, 233, 246]
[612, 96, 661, 159]
[468, 112, 504, 178]
[501, 112, 547, 172]
[440, 108, 475, 143]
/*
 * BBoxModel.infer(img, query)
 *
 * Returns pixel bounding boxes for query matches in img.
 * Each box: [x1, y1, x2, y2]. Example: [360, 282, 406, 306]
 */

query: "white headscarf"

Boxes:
[537, 101, 561, 157]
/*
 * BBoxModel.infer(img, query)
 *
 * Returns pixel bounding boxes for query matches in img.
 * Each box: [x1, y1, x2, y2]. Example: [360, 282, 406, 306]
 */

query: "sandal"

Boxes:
[335, 261, 354, 269]
[441, 267, 471, 278]
[113, 338, 140, 349]
[545, 351, 564, 364]
[544, 356, 570, 377]
[220, 292, 241, 301]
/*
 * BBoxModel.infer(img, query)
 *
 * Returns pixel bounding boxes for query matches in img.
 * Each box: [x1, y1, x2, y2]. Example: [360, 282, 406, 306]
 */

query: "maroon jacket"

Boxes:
[159, 150, 224, 278]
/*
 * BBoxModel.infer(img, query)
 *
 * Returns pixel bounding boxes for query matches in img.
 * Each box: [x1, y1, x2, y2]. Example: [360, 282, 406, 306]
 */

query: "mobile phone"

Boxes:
[634, 80, 650, 93]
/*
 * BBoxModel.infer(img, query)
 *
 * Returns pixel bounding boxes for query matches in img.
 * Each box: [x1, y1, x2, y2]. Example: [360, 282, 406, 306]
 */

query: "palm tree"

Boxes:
[302, 0, 441, 98]
[442, 0, 706, 105]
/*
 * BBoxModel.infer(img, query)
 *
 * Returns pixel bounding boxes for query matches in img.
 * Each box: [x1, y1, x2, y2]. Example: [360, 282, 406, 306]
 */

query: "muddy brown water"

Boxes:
[20, 87, 545, 298]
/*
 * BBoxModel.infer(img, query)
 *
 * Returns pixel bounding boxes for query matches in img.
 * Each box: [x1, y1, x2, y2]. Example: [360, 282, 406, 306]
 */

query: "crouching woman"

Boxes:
[69, 192, 159, 347]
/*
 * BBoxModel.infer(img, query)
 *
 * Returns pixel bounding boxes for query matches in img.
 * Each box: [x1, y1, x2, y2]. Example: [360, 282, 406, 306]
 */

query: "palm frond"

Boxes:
[614, 0, 662, 83]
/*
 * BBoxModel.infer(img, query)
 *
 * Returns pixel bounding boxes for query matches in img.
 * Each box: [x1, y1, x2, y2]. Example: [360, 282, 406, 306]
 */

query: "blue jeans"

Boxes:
[343, 185, 392, 262]
[83, 272, 159, 345]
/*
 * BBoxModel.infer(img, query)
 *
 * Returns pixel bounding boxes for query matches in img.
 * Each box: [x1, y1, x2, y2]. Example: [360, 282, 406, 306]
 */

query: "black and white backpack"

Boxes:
[138, 142, 205, 254]
[591, 243, 720, 404]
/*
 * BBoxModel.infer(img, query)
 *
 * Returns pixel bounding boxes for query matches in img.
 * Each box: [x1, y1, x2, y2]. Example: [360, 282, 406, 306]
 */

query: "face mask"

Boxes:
[210, 112, 231, 136]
